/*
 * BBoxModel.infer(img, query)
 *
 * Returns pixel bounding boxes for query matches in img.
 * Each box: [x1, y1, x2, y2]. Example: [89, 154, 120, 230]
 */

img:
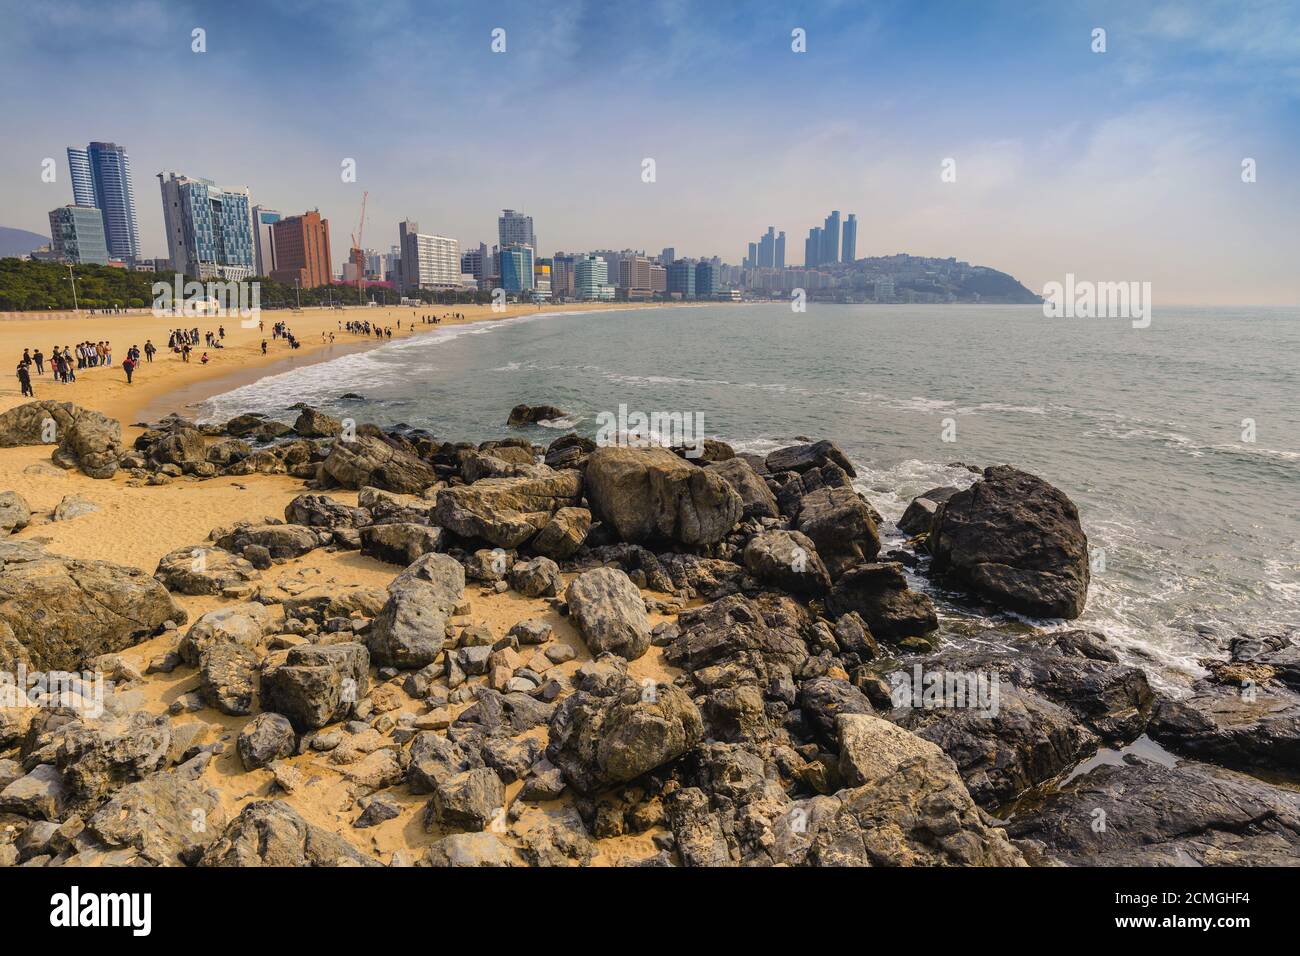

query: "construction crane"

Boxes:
[350, 190, 368, 305]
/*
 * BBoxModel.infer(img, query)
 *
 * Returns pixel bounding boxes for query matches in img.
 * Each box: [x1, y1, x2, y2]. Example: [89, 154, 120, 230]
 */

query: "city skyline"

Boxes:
[1, 0, 1298, 304]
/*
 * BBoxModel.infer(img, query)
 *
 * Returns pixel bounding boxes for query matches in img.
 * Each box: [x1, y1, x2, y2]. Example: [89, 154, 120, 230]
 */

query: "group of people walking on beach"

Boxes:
[341, 319, 393, 339]
[14, 337, 156, 395]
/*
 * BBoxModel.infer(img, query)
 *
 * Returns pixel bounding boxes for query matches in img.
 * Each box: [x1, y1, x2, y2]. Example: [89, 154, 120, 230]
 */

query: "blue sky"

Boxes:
[1, 0, 1297, 303]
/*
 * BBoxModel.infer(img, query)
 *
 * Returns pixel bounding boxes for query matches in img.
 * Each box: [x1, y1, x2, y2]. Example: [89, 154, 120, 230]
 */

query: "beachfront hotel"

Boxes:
[397, 220, 462, 292]
[157, 171, 255, 281]
[269, 210, 333, 289]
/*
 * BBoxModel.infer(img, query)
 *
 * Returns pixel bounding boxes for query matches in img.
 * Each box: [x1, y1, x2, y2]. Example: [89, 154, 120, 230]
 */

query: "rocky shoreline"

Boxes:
[0, 399, 1297, 867]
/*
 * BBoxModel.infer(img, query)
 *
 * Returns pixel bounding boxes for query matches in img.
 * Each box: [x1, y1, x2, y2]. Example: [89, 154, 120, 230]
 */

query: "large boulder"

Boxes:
[85, 772, 226, 865]
[824, 562, 938, 640]
[0, 400, 78, 447]
[260, 643, 370, 731]
[367, 553, 465, 668]
[530, 506, 591, 560]
[322, 434, 437, 494]
[154, 545, 260, 596]
[706, 458, 779, 520]
[742, 530, 832, 596]
[177, 601, 274, 665]
[584, 446, 742, 550]
[507, 403, 568, 426]
[547, 664, 704, 793]
[765, 440, 856, 477]
[147, 423, 206, 467]
[199, 800, 378, 866]
[284, 494, 371, 530]
[0, 540, 184, 671]
[565, 567, 651, 661]
[359, 522, 444, 566]
[435, 470, 582, 548]
[0, 491, 31, 534]
[213, 523, 330, 561]
[897, 485, 959, 536]
[794, 486, 881, 577]
[929, 465, 1089, 618]
[55, 407, 125, 478]
[293, 406, 343, 438]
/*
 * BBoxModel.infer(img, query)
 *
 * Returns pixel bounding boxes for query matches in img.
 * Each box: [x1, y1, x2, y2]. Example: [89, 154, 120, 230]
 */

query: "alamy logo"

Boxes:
[49, 886, 151, 936]
[594, 403, 706, 458]
[1042, 273, 1151, 328]
[152, 275, 261, 326]
[890, 664, 1000, 717]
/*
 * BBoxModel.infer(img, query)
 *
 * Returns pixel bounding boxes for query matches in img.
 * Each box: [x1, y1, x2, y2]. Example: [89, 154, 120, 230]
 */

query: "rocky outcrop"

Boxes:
[154, 545, 260, 595]
[584, 446, 742, 550]
[322, 434, 437, 494]
[199, 800, 378, 866]
[794, 486, 881, 578]
[507, 404, 568, 426]
[929, 465, 1089, 618]
[743, 530, 832, 596]
[565, 567, 651, 661]
[293, 406, 343, 438]
[824, 562, 938, 640]
[706, 458, 779, 520]
[435, 470, 582, 548]
[0, 540, 183, 671]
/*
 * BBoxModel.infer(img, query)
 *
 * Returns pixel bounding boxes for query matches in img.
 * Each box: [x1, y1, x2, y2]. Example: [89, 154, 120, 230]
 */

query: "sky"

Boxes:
[1, 0, 1297, 304]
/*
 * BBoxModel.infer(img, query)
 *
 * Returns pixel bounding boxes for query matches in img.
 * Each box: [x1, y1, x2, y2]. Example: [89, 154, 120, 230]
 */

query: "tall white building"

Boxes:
[575, 255, 615, 301]
[498, 209, 535, 251]
[252, 205, 281, 277]
[398, 219, 461, 291]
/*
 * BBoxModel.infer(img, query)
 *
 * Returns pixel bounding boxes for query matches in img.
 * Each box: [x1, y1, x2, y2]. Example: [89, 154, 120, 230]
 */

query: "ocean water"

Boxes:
[201, 304, 1300, 690]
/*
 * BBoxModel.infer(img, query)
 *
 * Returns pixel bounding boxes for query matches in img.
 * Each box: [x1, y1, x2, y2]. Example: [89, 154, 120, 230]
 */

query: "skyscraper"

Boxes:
[842, 213, 857, 264]
[47, 205, 109, 265]
[776, 231, 786, 269]
[67, 142, 141, 262]
[758, 227, 776, 268]
[157, 172, 254, 280]
[398, 219, 461, 292]
[270, 210, 333, 288]
[695, 260, 720, 298]
[667, 259, 696, 297]
[499, 244, 535, 292]
[498, 209, 535, 251]
[805, 227, 822, 267]
[821, 210, 841, 266]
[252, 206, 282, 276]
[575, 255, 614, 300]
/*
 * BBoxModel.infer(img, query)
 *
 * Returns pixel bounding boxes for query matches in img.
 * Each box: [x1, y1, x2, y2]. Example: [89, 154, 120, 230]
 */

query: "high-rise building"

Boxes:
[776, 231, 786, 269]
[269, 210, 333, 288]
[397, 220, 461, 292]
[695, 261, 720, 298]
[821, 210, 841, 266]
[251, 206, 282, 277]
[619, 255, 653, 297]
[157, 171, 254, 280]
[842, 214, 857, 264]
[758, 227, 776, 269]
[805, 227, 822, 267]
[650, 263, 667, 294]
[47, 205, 109, 265]
[575, 255, 615, 300]
[533, 261, 552, 301]
[660, 247, 675, 266]
[498, 209, 535, 251]
[499, 244, 535, 292]
[667, 259, 696, 298]
[67, 142, 141, 263]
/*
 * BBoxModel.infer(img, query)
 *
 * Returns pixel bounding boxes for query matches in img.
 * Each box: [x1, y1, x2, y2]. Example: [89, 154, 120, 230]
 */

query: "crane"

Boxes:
[350, 190, 368, 305]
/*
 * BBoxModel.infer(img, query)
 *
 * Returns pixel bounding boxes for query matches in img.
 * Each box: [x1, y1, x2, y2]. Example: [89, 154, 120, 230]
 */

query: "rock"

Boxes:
[177, 601, 273, 665]
[929, 465, 1089, 618]
[837, 712, 936, 786]
[507, 403, 568, 426]
[743, 530, 832, 596]
[531, 506, 591, 559]
[56, 406, 124, 478]
[407, 731, 484, 793]
[508, 618, 552, 645]
[146, 423, 206, 467]
[765, 440, 856, 477]
[897, 485, 959, 536]
[565, 567, 651, 661]
[1149, 684, 1300, 777]
[824, 562, 938, 640]
[154, 545, 260, 596]
[0, 540, 184, 671]
[1007, 756, 1300, 866]
[199, 800, 378, 866]
[213, 523, 329, 561]
[199, 643, 259, 715]
[435, 470, 582, 548]
[293, 406, 342, 438]
[322, 434, 437, 494]
[515, 805, 596, 866]
[87, 773, 225, 865]
[509, 556, 562, 597]
[284, 494, 370, 530]
[0, 400, 79, 447]
[461, 449, 548, 482]
[794, 486, 881, 578]
[205, 437, 252, 466]
[800, 676, 875, 741]
[53, 711, 174, 803]
[48, 494, 98, 522]
[0, 491, 31, 534]
[238, 713, 298, 770]
[360, 522, 444, 565]
[706, 457, 779, 520]
[223, 413, 267, 437]
[368, 553, 465, 668]
[260, 643, 370, 731]
[584, 446, 742, 549]
[0, 764, 67, 820]
[667, 593, 810, 689]
[425, 768, 505, 831]
[425, 831, 520, 866]
[547, 667, 704, 792]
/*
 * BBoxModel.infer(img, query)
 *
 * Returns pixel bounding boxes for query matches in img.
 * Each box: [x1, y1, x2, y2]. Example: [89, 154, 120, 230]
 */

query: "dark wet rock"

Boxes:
[584, 446, 743, 550]
[929, 465, 1090, 619]
[360, 522, 444, 566]
[706, 457, 779, 520]
[237, 713, 298, 770]
[765, 440, 856, 478]
[507, 404, 567, 427]
[368, 553, 465, 668]
[199, 800, 378, 866]
[1007, 756, 1300, 866]
[1149, 683, 1300, 778]
[0, 540, 184, 671]
[743, 529, 832, 596]
[824, 562, 938, 640]
[547, 666, 703, 793]
[435, 470, 582, 548]
[565, 567, 651, 661]
[897, 485, 959, 536]
[794, 486, 882, 578]
[322, 434, 437, 494]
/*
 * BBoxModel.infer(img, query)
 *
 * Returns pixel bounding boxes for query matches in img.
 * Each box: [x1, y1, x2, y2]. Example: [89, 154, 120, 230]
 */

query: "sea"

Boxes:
[199, 303, 1300, 692]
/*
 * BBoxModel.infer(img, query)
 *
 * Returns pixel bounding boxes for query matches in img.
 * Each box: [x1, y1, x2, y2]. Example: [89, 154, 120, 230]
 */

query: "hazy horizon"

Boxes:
[1, 0, 1297, 305]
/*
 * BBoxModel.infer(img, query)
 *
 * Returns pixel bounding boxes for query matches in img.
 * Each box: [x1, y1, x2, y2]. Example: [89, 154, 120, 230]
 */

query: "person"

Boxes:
[16, 362, 33, 397]
[181, 343, 191, 363]
[33, 349, 44, 375]
[144, 340, 155, 363]
[200, 352, 210, 364]
[122, 354, 136, 384]
[261, 339, 267, 354]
